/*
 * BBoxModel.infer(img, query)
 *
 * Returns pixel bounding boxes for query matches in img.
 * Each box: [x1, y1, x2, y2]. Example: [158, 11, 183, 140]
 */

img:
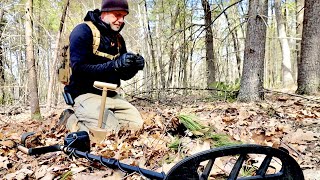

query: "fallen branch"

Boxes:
[128, 96, 155, 103]
[263, 88, 320, 103]
[128, 87, 237, 97]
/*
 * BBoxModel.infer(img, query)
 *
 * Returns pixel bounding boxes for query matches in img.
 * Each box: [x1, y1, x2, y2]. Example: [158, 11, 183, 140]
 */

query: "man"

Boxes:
[64, 0, 144, 133]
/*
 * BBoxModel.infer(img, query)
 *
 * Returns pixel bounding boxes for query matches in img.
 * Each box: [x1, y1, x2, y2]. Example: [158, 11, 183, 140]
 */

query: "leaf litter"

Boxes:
[0, 93, 319, 179]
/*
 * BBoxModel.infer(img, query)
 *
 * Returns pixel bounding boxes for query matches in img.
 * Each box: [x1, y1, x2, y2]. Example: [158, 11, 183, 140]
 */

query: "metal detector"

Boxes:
[17, 131, 304, 180]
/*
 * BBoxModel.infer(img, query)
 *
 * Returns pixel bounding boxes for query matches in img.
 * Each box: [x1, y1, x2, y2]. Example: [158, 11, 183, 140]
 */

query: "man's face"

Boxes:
[101, 10, 128, 31]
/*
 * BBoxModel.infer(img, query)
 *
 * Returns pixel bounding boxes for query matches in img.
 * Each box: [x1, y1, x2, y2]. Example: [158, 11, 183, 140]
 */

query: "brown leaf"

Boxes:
[238, 109, 251, 121]
[222, 116, 236, 123]
[208, 158, 226, 176]
[102, 170, 125, 179]
[4, 167, 33, 180]
[157, 162, 176, 173]
[251, 132, 267, 145]
[283, 129, 317, 144]
[0, 156, 11, 169]
[277, 96, 288, 102]
[188, 140, 211, 155]
[72, 170, 113, 180]
[71, 166, 88, 175]
[0, 140, 15, 148]
[40, 172, 55, 180]
[294, 144, 308, 153]
[35, 165, 49, 179]
[276, 124, 291, 133]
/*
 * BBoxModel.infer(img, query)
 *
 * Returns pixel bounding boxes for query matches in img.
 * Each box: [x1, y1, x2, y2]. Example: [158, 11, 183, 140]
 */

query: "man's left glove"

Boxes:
[134, 54, 145, 70]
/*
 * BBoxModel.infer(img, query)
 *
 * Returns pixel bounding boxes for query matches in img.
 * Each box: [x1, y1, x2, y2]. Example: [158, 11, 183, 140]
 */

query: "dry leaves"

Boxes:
[0, 94, 319, 179]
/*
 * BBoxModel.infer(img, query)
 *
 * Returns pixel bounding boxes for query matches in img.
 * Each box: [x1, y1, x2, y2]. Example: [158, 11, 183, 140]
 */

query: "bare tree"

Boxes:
[0, 7, 5, 104]
[296, 0, 320, 94]
[238, 0, 268, 102]
[224, 13, 241, 79]
[201, 0, 216, 87]
[46, 0, 70, 110]
[179, 0, 188, 93]
[167, 2, 180, 88]
[144, 0, 157, 90]
[274, 0, 294, 87]
[25, 0, 41, 119]
[295, 0, 304, 81]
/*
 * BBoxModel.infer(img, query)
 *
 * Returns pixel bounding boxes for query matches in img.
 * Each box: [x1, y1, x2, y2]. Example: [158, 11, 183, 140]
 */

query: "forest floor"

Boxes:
[0, 91, 319, 180]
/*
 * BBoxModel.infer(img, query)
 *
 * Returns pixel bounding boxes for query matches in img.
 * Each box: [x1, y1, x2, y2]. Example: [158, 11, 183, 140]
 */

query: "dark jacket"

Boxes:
[65, 9, 138, 99]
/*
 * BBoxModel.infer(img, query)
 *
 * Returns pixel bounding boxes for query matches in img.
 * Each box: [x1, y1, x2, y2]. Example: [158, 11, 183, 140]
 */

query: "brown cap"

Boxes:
[101, 0, 129, 14]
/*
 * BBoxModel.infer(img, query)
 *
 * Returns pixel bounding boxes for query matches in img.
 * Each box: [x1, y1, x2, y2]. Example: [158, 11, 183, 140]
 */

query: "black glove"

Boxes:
[114, 52, 136, 71]
[134, 54, 145, 70]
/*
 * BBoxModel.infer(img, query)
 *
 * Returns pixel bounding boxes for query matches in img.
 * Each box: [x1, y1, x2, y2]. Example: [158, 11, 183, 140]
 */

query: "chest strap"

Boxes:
[84, 21, 120, 60]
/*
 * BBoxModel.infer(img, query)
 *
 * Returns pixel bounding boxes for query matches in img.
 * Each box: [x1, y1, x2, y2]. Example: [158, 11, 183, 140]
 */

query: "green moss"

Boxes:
[60, 171, 72, 180]
[240, 165, 257, 177]
[168, 138, 181, 151]
[31, 112, 43, 121]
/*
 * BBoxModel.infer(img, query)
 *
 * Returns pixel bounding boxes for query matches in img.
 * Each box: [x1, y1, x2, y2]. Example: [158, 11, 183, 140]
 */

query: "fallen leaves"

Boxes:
[0, 94, 319, 179]
[188, 140, 211, 155]
[4, 165, 33, 180]
[283, 129, 318, 144]
[34, 165, 50, 179]
[0, 140, 15, 149]
[0, 156, 11, 170]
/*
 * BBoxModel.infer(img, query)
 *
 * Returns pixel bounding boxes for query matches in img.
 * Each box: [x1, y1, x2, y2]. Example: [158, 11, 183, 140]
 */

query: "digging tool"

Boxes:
[88, 81, 118, 143]
[60, 81, 118, 143]
[93, 81, 117, 128]
[17, 131, 304, 180]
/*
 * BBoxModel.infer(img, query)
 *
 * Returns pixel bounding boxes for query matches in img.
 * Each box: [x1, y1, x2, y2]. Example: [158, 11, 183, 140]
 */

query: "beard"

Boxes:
[110, 23, 121, 31]
[103, 21, 121, 32]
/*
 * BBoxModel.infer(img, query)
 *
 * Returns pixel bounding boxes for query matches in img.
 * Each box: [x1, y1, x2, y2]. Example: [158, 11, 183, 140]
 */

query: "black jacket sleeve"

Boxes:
[69, 23, 116, 78]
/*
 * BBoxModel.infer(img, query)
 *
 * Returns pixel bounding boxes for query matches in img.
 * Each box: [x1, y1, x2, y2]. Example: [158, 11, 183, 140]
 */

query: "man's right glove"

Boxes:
[134, 54, 145, 70]
[113, 52, 137, 71]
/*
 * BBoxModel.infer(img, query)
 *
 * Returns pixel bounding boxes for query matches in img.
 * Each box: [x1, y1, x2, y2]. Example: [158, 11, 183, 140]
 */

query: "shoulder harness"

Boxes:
[84, 21, 121, 60]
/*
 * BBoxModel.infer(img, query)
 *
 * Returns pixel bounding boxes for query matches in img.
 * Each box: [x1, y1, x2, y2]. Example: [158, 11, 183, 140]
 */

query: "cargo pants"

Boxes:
[66, 93, 143, 133]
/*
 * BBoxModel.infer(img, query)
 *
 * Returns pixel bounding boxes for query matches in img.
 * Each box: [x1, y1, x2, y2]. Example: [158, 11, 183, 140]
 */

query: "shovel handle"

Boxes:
[93, 81, 117, 90]
[93, 81, 117, 128]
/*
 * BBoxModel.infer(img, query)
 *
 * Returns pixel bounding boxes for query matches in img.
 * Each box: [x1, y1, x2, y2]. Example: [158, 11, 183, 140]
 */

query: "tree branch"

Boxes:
[263, 88, 320, 103]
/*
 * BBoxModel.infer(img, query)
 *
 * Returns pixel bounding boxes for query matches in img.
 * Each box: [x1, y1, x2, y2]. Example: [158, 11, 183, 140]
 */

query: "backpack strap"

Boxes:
[84, 21, 120, 60]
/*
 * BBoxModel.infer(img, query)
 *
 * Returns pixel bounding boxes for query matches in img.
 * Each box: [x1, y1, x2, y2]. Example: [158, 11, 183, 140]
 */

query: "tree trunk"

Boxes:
[222, 8, 242, 81]
[144, 0, 157, 91]
[0, 8, 5, 104]
[155, 13, 165, 89]
[25, 0, 41, 119]
[182, 0, 188, 94]
[274, 0, 294, 87]
[238, 0, 268, 102]
[201, 0, 216, 87]
[46, 0, 70, 110]
[167, 2, 179, 88]
[137, 3, 150, 94]
[296, 0, 320, 94]
[295, 0, 304, 82]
